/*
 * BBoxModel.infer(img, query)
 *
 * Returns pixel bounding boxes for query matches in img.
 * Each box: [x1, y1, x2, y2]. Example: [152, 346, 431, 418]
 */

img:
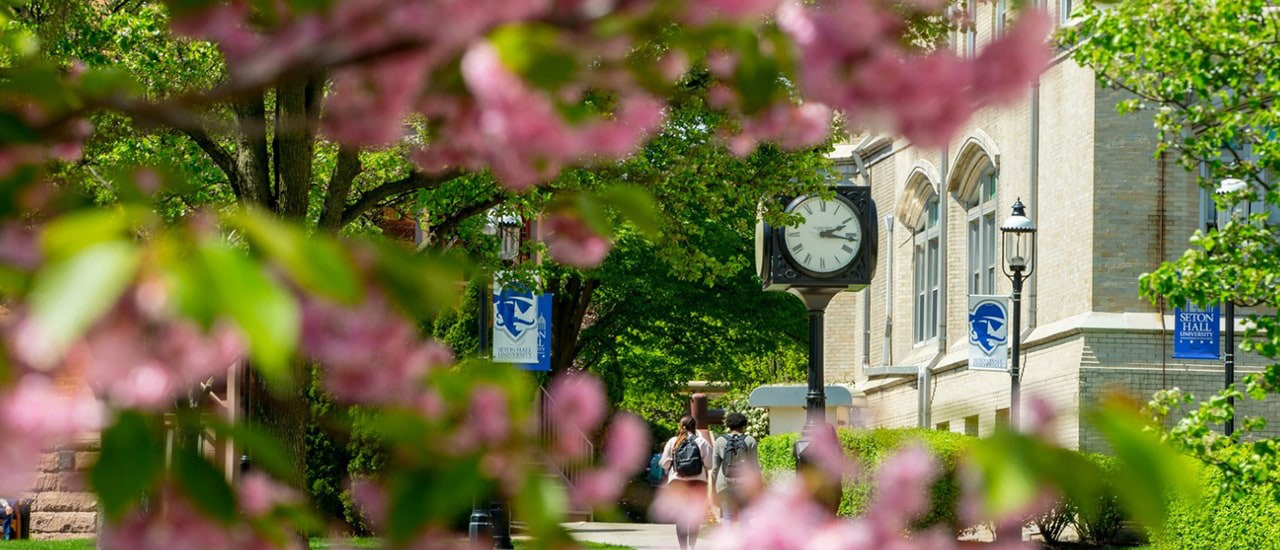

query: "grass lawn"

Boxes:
[0, 538, 631, 550]
[0, 540, 94, 550]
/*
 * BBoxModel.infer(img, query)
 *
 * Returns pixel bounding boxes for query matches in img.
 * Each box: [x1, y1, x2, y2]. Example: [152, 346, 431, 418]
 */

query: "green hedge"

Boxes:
[1150, 460, 1280, 550]
[758, 428, 974, 531]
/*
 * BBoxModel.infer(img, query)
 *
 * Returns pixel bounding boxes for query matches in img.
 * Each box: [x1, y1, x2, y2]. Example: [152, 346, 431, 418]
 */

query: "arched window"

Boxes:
[967, 166, 998, 296]
[914, 196, 941, 343]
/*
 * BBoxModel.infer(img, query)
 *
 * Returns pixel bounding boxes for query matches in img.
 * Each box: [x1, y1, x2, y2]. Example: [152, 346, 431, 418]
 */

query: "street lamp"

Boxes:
[1000, 198, 1036, 429]
[1214, 178, 1251, 436]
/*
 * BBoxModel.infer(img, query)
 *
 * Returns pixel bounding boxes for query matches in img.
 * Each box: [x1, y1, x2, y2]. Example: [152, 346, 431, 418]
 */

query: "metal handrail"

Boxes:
[536, 386, 594, 519]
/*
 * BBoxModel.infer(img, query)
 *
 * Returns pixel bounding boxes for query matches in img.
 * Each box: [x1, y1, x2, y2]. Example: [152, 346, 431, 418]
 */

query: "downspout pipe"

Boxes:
[883, 215, 894, 368]
[937, 146, 949, 353]
[1028, 79, 1040, 327]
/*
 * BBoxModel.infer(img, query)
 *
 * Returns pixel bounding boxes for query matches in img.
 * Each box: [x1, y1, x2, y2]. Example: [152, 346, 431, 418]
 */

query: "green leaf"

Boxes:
[89, 411, 161, 520]
[386, 462, 489, 544]
[40, 208, 151, 260]
[1087, 404, 1200, 533]
[198, 242, 299, 386]
[371, 243, 468, 318]
[0, 110, 36, 144]
[174, 449, 236, 524]
[229, 209, 362, 304]
[490, 24, 578, 91]
[205, 419, 297, 484]
[598, 185, 662, 238]
[28, 240, 141, 360]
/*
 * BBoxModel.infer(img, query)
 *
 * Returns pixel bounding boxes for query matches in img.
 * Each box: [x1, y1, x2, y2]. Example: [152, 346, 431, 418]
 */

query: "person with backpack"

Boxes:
[658, 416, 712, 550]
[711, 412, 759, 525]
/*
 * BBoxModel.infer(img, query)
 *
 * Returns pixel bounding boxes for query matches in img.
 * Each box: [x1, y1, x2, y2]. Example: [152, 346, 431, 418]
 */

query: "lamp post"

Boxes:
[1000, 198, 1036, 429]
[469, 214, 522, 550]
[1215, 178, 1250, 436]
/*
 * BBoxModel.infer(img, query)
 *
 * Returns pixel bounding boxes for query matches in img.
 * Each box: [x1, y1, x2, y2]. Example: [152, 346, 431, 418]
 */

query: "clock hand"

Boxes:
[817, 224, 848, 238]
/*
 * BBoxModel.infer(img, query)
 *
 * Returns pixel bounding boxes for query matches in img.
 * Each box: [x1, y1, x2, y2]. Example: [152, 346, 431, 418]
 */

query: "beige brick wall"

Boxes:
[817, 10, 1280, 449]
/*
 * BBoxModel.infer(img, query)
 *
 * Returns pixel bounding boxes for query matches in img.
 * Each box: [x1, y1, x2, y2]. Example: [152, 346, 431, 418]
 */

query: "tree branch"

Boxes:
[339, 169, 462, 226]
[177, 126, 245, 200]
[427, 195, 506, 238]
[319, 146, 362, 232]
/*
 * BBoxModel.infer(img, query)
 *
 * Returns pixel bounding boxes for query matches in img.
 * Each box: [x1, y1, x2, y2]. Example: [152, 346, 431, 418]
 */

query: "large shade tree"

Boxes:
[0, 0, 1093, 547]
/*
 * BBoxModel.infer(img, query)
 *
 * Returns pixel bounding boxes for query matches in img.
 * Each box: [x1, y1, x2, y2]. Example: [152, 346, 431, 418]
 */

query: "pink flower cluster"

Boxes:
[700, 446, 1033, 550]
[102, 488, 301, 550]
[778, 0, 1052, 148]
[542, 210, 613, 268]
[297, 291, 453, 405]
[540, 373, 652, 508]
[412, 44, 665, 190]
[0, 375, 102, 494]
[8, 288, 246, 410]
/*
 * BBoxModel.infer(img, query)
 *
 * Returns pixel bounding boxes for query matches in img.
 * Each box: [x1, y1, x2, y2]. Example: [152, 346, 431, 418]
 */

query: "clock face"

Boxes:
[782, 195, 863, 276]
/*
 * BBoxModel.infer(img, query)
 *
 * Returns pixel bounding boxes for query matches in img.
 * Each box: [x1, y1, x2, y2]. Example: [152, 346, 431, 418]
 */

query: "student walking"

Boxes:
[659, 416, 712, 550]
[711, 412, 759, 525]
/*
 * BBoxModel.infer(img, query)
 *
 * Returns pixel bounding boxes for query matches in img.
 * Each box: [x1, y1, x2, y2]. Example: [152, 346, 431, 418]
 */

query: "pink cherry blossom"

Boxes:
[974, 11, 1052, 105]
[348, 478, 388, 529]
[101, 489, 236, 550]
[684, 0, 781, 24]
[570, 467, 627, 508]
[649, 480, 708, 527]
[603, 412, 651, 472]
[465, 385, 510, 446]
[870, 445, 937, 526]
[299, 291, 453, 405]
[323, 50, 432, 147]
[238, 472, 297, 516]
[0, 222, 40, 269]
[546, 372, 607, 439]
[800, 423, 858, 480]
[543, 212, 612, 268]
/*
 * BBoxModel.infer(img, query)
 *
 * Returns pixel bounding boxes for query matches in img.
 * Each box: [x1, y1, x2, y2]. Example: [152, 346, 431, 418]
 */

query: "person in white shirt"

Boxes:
[659, 416, 712, 550]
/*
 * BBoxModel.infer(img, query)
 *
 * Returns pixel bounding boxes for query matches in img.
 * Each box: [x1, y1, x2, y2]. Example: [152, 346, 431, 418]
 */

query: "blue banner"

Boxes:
[493, 283, 552, 371]
[1173, 302, 1220, 360]
[520, 293, 552, 371]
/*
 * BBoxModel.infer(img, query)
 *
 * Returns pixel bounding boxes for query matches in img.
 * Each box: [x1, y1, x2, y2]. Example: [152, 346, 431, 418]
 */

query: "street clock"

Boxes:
[755, 185, 878, 292]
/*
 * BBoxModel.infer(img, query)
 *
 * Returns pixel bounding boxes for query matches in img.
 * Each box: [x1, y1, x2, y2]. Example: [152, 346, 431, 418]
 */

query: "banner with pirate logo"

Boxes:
[493, 275, 552, 370]
[968, 295, 1009, 373]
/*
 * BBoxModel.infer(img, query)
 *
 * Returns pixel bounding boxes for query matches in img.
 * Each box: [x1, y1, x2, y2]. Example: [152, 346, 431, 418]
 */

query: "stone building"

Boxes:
[820, 0, 1280, 450]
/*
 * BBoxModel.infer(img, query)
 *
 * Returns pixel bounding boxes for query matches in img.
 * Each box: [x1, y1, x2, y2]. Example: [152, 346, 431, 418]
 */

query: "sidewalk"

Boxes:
[564, 521, 680, 550]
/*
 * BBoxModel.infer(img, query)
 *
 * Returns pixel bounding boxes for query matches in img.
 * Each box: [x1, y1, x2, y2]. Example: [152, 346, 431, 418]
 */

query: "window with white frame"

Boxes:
[967, 167, 998, 296]
[827, 161, 858, 185]
[1059, 0, 1073, 26]
[914, 196, 941, 343]
[1207, 143, 1280, 226]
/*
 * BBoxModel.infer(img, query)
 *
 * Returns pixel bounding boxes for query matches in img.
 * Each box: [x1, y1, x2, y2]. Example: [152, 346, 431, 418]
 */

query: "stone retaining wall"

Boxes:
[27, 443, 98, 540]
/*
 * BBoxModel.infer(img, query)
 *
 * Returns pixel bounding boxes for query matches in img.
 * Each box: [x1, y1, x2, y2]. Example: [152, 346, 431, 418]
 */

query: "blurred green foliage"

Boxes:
[758, 428, 974, 531]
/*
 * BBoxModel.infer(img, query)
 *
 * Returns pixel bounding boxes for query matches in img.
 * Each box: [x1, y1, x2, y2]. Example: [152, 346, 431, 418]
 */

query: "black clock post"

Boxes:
[755, 184, 877, 511]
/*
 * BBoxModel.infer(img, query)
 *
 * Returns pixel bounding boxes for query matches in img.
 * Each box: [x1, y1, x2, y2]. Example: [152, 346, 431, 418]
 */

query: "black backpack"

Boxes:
[720, 434, 747, 480]
[672, 436, 704, 476]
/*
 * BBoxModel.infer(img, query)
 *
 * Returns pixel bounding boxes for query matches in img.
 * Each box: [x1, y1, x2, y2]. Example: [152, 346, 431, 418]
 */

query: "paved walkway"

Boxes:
[564, 522, 681, 550]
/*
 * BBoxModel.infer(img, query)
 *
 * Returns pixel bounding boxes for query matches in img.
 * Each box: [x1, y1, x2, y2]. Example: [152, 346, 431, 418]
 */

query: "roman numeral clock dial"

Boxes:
[782, 195, 863, 276]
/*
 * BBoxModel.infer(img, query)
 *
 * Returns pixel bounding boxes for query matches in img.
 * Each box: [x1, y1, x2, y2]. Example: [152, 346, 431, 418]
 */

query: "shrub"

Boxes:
[758, 428, 975, 531]
[1069, 454, 1128, 546]
[1150, 458, 1280, 550]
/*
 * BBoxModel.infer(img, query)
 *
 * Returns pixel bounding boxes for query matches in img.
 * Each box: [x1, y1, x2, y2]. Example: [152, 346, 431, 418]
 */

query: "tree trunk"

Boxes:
[232, 92, 273, 209]
[275, 80, 314, 221]
[549, 275, 598, 373]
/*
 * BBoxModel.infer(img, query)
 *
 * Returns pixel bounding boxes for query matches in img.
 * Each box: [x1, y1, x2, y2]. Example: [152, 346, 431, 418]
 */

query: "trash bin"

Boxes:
[14, 498, 31, 539]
